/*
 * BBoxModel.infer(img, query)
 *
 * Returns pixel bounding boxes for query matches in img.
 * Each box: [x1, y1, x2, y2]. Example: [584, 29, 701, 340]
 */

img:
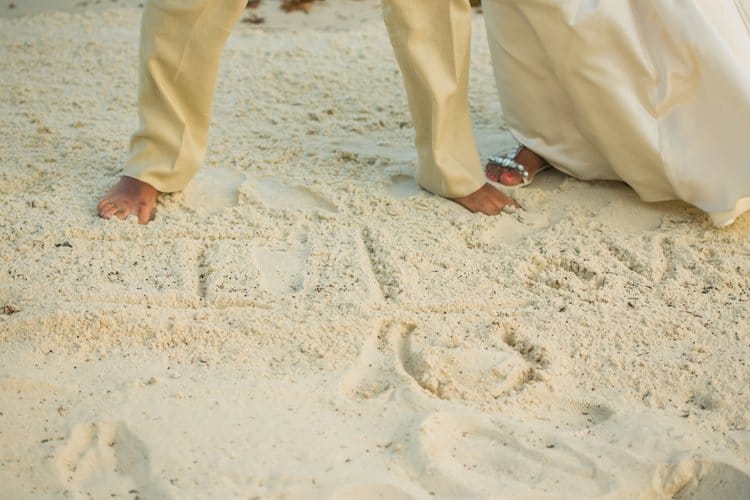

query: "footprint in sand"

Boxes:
[339, 322, 535, 405]
[401, 343, 533, 403]
[385, 174, 422, 200]
[338, 322, 415, 400]
[56, 421, 169, 499]
[550, 180, 626, 214]
[244, 178, 337, 212]
[595, 200, 666, 232]
[183, 167, 245, 215]
[254, 244, 309, 295]
[480, 210, 550, 246]
[203, 235, 310, 306]
[413, 413, 610, 498]
[671, 461, 750, 499]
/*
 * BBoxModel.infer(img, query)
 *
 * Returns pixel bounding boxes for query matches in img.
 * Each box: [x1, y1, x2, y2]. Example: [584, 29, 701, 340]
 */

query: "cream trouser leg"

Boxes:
[123, 0, 246, 193]
[382, 0, 485, 199]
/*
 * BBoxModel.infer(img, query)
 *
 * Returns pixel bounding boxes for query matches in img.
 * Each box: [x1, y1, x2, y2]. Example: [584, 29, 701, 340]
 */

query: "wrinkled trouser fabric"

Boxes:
[125, 0, 485, 199]
[124, 0, 246, 193]
[382, 0, 486, 199]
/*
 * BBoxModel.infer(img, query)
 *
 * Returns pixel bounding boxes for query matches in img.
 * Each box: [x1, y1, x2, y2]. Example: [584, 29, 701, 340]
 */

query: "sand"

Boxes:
[1, 1, 749, 499]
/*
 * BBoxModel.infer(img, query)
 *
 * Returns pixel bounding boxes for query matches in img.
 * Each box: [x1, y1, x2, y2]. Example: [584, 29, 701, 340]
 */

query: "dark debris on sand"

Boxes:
[243, 0, 480, 21]
[246, 0, 323, 15]
[280, 0, 320, 13]
[1, 304, 20, 315]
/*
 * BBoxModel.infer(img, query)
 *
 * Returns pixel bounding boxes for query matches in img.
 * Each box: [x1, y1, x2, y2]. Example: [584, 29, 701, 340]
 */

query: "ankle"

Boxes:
[516, 147, 545, 170]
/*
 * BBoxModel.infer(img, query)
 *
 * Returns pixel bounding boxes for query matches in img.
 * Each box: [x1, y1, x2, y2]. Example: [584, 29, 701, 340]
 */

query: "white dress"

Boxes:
[483, 0, 750, 226]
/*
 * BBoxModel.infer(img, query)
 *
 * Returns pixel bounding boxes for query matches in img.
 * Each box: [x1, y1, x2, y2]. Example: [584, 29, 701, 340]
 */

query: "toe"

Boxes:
[97, 199, 113, 213]
[486, 163, 508, 183]
[136, 204, 155, 225]
[485, 164, 499, 182]
[499, 170, 523, 186]
[99, 203, 118, 219]
[114, 208, 131, 220]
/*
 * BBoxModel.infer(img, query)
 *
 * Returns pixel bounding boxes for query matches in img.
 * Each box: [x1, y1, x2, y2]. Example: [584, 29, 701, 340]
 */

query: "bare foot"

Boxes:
[485, 146, 547, 186]
[452, 183, 519, 215]
[97, 176, 159, 225]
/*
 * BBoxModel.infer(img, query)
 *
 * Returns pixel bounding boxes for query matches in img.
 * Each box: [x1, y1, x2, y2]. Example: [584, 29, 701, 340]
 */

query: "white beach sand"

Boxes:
[1, 1, 749, 498]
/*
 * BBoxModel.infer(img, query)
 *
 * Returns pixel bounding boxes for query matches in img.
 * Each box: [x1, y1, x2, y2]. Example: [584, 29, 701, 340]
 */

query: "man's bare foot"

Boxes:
[485, 146, 548, 186]
[452, 183, 518, 215]
[97, 176, 160, 224]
